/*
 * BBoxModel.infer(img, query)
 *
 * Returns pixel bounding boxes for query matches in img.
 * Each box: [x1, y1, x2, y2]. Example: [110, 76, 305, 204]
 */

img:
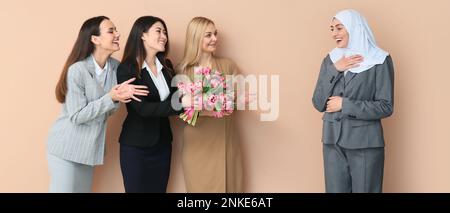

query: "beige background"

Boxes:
[1, 0, 449, 192]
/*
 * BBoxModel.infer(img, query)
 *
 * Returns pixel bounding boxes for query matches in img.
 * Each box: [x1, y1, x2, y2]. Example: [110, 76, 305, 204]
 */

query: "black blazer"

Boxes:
[116, 58, 181, 148]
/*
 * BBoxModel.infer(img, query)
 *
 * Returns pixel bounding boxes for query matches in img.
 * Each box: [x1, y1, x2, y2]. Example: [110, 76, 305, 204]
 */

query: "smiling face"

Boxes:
[330, 18, 349, 48]
[141, 21, 167, 53]
[91, 19, 120, 53]
[201, 23, 218, 53]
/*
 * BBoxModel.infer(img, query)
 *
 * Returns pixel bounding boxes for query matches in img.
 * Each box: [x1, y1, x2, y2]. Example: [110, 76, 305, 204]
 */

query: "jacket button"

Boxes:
[339, 92, 343, 96]
[335, 118, 341, 122]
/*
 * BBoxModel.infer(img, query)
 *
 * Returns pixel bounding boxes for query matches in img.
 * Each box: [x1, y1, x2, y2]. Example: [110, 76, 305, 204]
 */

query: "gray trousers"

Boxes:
[323, 144, 384, 193]
[47, 153, 94, 193]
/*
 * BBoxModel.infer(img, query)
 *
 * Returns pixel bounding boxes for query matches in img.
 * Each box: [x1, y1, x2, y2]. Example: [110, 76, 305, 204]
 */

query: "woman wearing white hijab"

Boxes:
[312, 9, 394, 193]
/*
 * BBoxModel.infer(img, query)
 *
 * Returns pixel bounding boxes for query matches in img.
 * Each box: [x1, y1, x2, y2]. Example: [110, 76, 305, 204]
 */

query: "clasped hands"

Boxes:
[326, 54, 363, 112]
[109, 78, 149, 103]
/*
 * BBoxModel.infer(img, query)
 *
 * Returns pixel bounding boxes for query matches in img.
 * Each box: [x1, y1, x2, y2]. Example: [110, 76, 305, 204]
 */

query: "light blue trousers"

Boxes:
[47, 153, 94, 193]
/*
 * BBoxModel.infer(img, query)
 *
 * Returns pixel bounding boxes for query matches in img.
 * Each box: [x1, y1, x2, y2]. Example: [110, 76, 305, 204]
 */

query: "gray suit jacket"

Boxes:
[312, 55, 394, 149]
[47, 56, 120, 165]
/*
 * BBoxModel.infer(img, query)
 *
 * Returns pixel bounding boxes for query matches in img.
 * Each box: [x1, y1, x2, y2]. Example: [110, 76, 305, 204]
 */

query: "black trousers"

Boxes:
[120, 142, 172, 193]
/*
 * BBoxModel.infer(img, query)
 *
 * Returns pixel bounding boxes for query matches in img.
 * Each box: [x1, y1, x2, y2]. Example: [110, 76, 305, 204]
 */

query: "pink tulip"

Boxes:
[202, 67, 211, 75]
[185, 107, 195, 119]
[210, 78, 221, 88]
[194, 67, 203, 75]
[194, 80, 203, 91]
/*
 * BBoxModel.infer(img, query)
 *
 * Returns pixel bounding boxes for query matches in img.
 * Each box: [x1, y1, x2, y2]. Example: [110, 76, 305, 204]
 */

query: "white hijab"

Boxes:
[329, 9, 389, 73]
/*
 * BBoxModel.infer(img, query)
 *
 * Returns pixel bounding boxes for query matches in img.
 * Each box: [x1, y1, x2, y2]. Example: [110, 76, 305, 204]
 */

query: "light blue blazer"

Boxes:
[47, 55, 120, 165]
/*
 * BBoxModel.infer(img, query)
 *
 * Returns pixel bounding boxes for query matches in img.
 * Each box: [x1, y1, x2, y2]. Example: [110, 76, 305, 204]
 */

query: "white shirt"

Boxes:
[92, 56, 109, 89]
[142, 58, 170, 101]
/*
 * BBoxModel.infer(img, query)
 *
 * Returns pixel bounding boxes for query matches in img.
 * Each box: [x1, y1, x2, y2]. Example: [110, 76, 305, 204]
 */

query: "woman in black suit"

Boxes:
[117, 16, 181, 193]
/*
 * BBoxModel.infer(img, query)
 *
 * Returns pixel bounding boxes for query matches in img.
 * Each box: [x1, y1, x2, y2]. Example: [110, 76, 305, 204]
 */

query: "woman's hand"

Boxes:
[109, 86, 130, 103]
[326, 96, 342, 113]
[181, 94, 194, 108]
[334, 55, 364, 72]
[110, 78, 149, 103]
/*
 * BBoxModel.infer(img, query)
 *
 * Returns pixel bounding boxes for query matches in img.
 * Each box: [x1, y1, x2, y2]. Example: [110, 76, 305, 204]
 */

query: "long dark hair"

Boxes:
[121, 16, 172, 78]
[55, 16, 109, 103]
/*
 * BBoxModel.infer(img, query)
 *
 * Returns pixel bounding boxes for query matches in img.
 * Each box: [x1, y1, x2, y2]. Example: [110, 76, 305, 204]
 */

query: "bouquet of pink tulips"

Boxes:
[177, 67, 234, 126]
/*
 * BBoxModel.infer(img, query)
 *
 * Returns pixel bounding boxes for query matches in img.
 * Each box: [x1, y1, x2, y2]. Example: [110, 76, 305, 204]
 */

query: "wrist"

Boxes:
[109, 91, 118, 102]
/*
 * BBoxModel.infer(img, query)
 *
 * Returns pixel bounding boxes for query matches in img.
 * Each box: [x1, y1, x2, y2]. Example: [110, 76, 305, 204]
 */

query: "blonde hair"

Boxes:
[178, 17, 238, 78]
[178, 17, 213, 75]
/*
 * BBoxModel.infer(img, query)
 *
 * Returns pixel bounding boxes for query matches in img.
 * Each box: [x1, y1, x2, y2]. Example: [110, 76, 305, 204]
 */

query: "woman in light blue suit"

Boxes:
[312, 9, 394, 193]
[47, 16, 148, 193]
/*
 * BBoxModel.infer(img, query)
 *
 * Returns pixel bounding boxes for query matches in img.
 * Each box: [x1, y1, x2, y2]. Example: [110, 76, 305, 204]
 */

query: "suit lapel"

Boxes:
[161, 68, 172, 89]
[84, 56, 106, 94]
[102, 58, 115, 93]
[142, 68, 161, 101]
[345, 72, 357, 87]
[85, 55, 96, 78]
